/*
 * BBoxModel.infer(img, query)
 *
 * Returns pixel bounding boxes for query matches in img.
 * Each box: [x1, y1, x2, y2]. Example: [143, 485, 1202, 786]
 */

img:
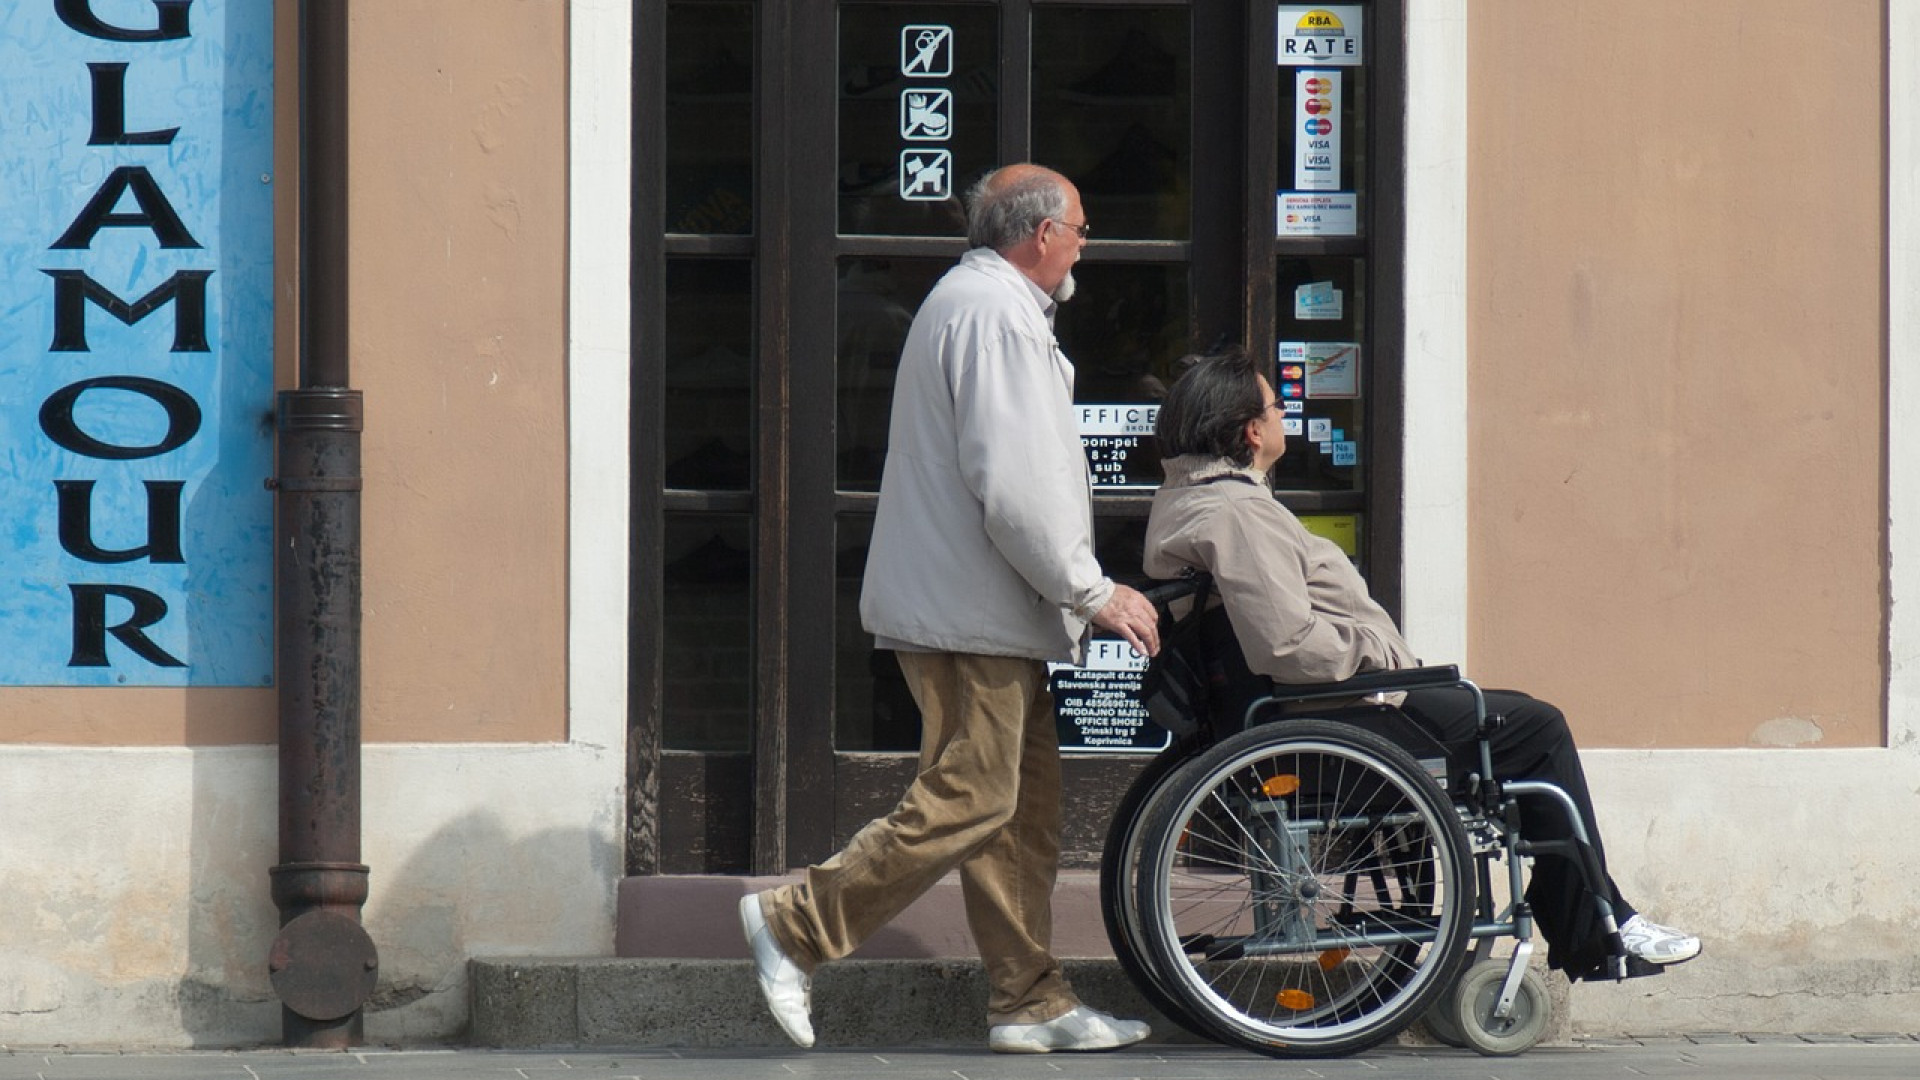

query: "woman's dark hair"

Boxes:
[1154, 348, 1266, 466]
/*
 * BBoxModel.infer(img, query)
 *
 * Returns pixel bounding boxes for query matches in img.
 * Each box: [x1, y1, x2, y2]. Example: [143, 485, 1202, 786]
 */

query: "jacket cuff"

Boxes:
[1071, 577, 1117, 624]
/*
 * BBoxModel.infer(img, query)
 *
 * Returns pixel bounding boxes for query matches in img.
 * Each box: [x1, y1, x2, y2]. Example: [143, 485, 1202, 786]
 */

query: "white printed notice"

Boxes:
[1077, 402, 1160, 489]
[1279, 341, 1361, 399]
[1295, 70, 1341, 191]
[1051, 639, 1170, 754]
[1277, 5, 1364, 67]
[1278, 192, 1358, 237]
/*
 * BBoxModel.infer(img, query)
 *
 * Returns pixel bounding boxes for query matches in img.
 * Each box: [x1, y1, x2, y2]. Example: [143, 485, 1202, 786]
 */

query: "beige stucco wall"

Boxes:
[0, 0, 570, 746]
[1, 3, 623, 1047]
[1467, 0, 1885, 748]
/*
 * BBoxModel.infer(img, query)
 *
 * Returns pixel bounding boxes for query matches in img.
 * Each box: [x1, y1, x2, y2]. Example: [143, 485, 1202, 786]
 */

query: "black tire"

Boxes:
[1099, 737, 1212, 1038]
[1133, 719, 1476, 1058]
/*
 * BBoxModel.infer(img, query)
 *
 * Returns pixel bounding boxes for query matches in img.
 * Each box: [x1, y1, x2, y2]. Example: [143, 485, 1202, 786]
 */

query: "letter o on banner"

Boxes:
[39, 376, 203, 460]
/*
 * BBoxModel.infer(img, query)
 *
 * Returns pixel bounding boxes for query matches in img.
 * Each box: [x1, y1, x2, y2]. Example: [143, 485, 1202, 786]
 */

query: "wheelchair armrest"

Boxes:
[1257, 664, 1462, 703]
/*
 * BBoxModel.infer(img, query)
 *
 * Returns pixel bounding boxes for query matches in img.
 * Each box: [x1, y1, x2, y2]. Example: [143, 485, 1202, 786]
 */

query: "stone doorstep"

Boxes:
[470, 956, 1571, 1051]
[469, 957, 1193, 1049]
[473, 871, 1576, 1050]
[616, 870, 1114, 960]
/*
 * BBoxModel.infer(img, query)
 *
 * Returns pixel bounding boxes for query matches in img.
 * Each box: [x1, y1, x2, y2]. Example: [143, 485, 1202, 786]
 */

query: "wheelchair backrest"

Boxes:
[1140, 575, 1273, 740]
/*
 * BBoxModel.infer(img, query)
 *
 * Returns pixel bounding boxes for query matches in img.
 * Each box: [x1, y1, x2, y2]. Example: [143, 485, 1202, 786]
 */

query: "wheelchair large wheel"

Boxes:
[1133, 719, 1475, 1058]
[1099, 737, 1212, 1038]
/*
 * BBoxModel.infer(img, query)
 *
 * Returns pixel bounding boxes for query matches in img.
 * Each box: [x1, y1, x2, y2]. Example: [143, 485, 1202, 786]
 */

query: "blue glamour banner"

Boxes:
[0, 1, 275, 686]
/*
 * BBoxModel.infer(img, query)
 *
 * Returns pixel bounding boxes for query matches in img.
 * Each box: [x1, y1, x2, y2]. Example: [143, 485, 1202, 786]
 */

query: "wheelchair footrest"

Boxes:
[1574, 954, 1668, 983]
[1620, 955, 1669, 980]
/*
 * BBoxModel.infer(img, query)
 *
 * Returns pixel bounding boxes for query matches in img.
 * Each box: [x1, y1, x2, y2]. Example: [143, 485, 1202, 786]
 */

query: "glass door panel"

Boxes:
[1056, 262, 1190, 491]
[836, 257, 948, 491]
[1272, 255, 1366, 493]
[664, 259, 755, 491]
[1033, 7, 1192, 241]
[665, 2, 754, 234]
[663, 514, 754, 750]
[838, 5, 1000, 235]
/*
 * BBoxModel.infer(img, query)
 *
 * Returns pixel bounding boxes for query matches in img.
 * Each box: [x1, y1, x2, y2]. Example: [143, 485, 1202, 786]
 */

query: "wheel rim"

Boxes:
[1140, 730, 1472, 1051]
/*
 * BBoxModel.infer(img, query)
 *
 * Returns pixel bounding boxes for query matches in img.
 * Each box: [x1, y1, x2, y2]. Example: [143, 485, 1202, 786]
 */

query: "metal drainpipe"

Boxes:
[267, 0, 376, 1048]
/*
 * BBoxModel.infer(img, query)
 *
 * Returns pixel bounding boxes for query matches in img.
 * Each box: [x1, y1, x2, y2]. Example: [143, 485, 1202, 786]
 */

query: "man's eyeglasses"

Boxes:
[1049, 217, 1091, 240]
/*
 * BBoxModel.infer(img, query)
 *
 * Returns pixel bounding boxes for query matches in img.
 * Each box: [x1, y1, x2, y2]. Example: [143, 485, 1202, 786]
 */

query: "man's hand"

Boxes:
[1092, 583, 1161, 657]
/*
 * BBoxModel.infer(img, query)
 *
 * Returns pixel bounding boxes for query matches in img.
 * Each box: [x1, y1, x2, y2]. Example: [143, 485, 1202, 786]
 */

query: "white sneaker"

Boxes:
[1620, 914, 1701, 965]
[739, 893, 815, 1047]
[988, 1004, 1150, 1054]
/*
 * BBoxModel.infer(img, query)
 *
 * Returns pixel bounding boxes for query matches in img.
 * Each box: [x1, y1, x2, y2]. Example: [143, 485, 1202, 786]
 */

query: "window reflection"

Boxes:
[664, 259, 753, 491]
[1034, 7, 1191, 241]
[836, 257, 947, 491]
[665, 2, 753, 235]
[663, 514, 753, 751]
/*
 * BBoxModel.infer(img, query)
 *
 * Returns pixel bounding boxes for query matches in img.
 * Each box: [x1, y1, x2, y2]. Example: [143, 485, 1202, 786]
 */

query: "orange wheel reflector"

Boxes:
[1276, 988, 1317, 1010]
[1316, 948, 1351, 971]
[1262, 775, 1301, 797]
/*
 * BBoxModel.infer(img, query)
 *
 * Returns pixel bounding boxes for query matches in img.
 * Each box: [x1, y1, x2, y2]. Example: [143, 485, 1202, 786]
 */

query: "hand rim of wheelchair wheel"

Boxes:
[1452, 958, 1550, 1057]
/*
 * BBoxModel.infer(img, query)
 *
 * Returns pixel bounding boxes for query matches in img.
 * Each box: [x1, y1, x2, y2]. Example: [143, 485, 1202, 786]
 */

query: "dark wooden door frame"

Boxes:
[629, 0, 1407, 875]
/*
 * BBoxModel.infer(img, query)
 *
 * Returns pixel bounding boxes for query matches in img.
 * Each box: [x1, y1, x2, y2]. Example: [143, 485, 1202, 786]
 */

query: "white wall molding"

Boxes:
[1888, 0, 1920, 750]
[1400, 1, 1471, 666]
[567, 0, 635, 755]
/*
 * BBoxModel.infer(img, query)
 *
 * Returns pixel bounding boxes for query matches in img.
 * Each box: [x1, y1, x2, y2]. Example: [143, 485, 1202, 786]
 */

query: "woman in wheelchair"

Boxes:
[1141, 349, 1699, 982]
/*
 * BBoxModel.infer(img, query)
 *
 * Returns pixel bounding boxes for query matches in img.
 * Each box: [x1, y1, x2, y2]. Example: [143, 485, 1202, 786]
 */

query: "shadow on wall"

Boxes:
[358, 804, 619, 1043]
[179, 747, 618, 1047]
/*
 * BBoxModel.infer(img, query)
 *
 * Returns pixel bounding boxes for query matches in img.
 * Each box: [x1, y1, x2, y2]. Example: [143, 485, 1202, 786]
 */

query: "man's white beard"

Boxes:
[1051, 271, 1077, 304]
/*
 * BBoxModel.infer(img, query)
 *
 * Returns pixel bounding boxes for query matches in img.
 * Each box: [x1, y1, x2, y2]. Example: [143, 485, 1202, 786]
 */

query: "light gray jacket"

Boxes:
[861, 248, 1113, 663]
[1143, 454, 1415, 683]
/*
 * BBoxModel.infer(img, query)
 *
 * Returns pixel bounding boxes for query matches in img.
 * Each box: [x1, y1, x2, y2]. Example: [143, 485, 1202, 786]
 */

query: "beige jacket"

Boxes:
[1143, 455, 1415, 683]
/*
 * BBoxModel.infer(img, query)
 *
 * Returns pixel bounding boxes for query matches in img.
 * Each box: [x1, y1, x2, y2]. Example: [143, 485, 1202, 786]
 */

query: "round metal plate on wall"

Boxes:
[269, 910, 379, 1021]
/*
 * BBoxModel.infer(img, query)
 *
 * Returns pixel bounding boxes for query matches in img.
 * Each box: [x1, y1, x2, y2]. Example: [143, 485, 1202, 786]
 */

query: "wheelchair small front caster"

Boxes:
[1452, 958, 1550, 1056]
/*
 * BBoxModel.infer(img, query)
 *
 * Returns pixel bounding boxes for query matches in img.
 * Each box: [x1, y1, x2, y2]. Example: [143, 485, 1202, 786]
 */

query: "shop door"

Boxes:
[631, 1, 1403, 875]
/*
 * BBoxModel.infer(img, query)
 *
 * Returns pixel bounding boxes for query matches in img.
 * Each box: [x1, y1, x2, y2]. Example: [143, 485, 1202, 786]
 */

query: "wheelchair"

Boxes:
[1102, 574, 1663, 1058]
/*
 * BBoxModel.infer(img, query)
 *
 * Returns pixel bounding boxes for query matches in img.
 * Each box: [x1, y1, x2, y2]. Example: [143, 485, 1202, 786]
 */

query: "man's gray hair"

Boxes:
[965, 170, 1068, 250]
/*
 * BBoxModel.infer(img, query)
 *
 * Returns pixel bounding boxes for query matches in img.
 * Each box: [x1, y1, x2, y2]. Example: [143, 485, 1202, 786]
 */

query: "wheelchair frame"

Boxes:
[1104, 575, 1656, 1058]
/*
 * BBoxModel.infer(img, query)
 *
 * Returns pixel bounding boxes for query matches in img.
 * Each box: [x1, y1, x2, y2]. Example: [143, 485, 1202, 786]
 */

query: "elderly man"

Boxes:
[740, 164, 1161, 1053]
[1142, 349, 1701, 983]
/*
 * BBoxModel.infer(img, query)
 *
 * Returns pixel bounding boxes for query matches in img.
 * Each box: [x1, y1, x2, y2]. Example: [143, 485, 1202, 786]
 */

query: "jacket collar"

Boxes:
[1159, 454, 1270, 490]
[960, 247, 1055, 321]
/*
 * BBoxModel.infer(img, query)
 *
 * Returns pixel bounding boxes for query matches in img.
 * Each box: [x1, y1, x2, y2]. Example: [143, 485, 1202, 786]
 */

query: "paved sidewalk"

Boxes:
[6, 1038, 1920, 1080]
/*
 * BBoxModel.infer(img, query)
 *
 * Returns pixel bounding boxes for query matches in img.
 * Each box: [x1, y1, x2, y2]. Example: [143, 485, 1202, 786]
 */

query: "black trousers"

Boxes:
[1398, 687, 1636, 980]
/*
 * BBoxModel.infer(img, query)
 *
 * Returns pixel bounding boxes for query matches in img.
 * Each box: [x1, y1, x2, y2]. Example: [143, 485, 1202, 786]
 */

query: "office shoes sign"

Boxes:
[0, 1, 275, 685]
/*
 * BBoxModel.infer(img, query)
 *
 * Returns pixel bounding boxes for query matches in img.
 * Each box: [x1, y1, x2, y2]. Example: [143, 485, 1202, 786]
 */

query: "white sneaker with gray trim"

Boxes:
[739, 893, 815, 1047]
[1619, 914, 1701, 965]
[988, 1004, 1150, 1054]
